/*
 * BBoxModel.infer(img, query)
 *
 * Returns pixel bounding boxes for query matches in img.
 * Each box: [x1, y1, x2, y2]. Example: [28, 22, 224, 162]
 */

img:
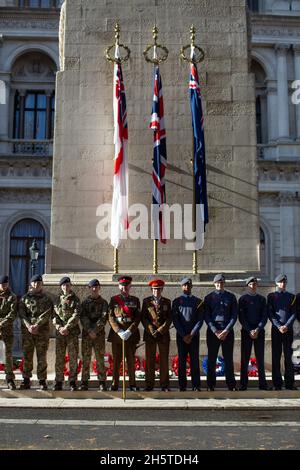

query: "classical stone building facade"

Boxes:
[0, 0, 299, 292]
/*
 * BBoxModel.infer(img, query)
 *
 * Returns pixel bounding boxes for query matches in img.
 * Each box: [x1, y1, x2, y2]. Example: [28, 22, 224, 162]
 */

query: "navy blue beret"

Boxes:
[0, 275, 9, 284]
[245, 276, 258, 286]
[180, 277, 192, 286]
[88, 279, 100, 287]
[30, 274, 43, 283]
[275, 273, 287, 284]
[59, 276, 71, 286]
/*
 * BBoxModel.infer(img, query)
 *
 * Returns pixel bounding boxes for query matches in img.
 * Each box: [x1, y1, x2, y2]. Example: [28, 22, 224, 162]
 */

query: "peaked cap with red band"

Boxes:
[118, 276, 132, 286]
[148, 279, 165, 288]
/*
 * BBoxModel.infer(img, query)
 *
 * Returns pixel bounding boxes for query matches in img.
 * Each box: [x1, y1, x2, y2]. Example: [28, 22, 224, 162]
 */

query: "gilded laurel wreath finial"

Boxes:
[143, 25, 169, 65]
[105, 22, 131, 64]
[180, 25, 205, 64]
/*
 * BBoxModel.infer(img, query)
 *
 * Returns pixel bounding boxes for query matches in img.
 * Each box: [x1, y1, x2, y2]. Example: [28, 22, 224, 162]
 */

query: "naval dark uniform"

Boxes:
[268, 290, 297, 389]
[239, 292, 268, 389]
[172, 294, 204, 390]
[204, 290, 238, 389]
[108, 294, 140, 389]
[141, 296, 172, 390]
[296, 293, 300, 322]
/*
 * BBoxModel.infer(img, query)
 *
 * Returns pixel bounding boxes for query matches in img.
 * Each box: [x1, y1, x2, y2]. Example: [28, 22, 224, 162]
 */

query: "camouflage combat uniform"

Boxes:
[108, 294, 141, 389]
[19, 290, 53, 380]
[80, 295, 108, 383]
[0, 288, 17, 381]
[53, 291, 81, 384]
[141, 296, 172, 390]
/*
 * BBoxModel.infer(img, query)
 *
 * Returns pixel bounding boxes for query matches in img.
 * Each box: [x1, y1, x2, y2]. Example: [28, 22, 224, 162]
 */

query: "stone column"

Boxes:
[276, 44, 290, 141]
[293, 45, 300, 140]
[266, 80, 278, 142]
[279, 191, 300, 293]
[0, 74, 11, 140]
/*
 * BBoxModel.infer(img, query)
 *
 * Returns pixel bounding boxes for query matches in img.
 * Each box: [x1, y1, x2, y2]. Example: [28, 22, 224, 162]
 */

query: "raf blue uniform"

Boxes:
[239, 292, 268, 389]
[204, 290, 237, 389]
[268, 289, 297, 390]
[172, 294, 204, 390]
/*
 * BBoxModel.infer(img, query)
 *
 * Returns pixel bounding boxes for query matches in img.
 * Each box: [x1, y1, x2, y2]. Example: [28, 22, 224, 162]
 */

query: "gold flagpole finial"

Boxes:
[180, 25, 205, 64]
[143, 25, 169, 65]
[105, 21, 131, 63]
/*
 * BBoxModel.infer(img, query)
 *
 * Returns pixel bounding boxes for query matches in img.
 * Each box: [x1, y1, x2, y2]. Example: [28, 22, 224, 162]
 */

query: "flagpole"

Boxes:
[153, 239, 158, 274]
[106, 23, 130, 274]
[144, 26, 168, 275]
[114, 248, 119, 274]
[181, 26, 205, 276]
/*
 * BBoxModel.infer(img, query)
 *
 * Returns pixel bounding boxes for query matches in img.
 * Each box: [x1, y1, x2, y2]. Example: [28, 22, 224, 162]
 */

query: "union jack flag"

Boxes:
[111, 47, 129, 249]
[189, 61, 208, 249]
[150, 65, 167, 244]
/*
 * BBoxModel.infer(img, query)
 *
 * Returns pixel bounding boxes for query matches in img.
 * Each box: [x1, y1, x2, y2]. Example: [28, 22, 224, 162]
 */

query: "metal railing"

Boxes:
[12, 139, 53, 156]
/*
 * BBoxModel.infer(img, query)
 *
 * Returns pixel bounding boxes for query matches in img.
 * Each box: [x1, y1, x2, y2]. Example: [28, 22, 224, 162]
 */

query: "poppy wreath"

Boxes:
[92, 353, 113, 376]
[142, 353, 160, 372]
[0, 358, 24, 372]
[63, 354, 82, 376]
[202, 356, 225, 376]
[118, 356, 141, 376]
[248, 357, 258, 377]
[171, 355, 191, 377]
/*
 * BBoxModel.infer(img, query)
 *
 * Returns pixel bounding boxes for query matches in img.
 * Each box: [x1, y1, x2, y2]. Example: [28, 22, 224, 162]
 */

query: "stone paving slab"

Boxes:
[0, 389, 299, 410]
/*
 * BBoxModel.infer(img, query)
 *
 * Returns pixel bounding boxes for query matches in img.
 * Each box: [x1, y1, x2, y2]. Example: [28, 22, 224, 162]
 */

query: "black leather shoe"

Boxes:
[228, 386, 237, 391]
[192, 387, 201, 391]
[144, 386, 153, 392]
[161, 387, 171, 392]
[53, 381, 63, 391]
[110, 385, 119, 391]
[19, 378, 31, 390]
[39, 380, 48, 391]
[70, 382, 77, 391]
[259, 385, 273, 391]
[80, 381, 88, 391]
[99, 382, 107, 391]
[179, 388, 186, 392]
[7, 380, 16, 390]
[207, 386, 214, 391]
[129, 386, 139, 392]
[274, 386, 282, 391]
[286, 385, 298, 390]
[239, 385, 247, 391]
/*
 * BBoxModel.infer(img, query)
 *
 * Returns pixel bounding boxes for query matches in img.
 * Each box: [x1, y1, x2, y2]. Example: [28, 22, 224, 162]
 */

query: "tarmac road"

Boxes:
[0, 408, 299, 450]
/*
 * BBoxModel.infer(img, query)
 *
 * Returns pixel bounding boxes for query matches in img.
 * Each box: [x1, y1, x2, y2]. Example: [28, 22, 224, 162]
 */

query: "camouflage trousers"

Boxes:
[81, 332, 106, 382]
[0, 329, 14, 381]
[55, 334, 79, 383]
[21, 331, 49, 380]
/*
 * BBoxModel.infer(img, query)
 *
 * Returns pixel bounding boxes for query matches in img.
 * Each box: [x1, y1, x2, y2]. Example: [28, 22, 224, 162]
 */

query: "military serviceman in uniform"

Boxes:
[268, 274, 297, 390]
[80, 279, 108, 391]
[18, 274, 53, 390]
[0, 275, 17, 390]
[296, 291, 300, 322]
[53, 277, 81, 391]
[239, 277, 271, 391]
[172, 278, 204, 392]
[204, 274, 238, 391]
[141, 279, 172, 392]
[108, 276, 141, 391]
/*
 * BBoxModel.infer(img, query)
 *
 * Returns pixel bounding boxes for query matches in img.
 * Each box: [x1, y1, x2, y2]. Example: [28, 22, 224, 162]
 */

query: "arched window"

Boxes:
[260, 227, 267, 276]
[251, 60, 267, 146]
[11, 51, 57, 142]
[247, 0, 259, 12]
[9, 219, 46, 297]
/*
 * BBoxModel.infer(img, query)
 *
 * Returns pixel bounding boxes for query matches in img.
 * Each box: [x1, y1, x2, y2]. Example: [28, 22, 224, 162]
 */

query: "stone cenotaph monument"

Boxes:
[47, 0, 259, 281]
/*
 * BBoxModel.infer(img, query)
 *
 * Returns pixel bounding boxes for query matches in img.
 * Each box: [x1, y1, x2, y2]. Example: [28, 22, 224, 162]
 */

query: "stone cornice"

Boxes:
[251, 15, 300, 44]
[258, 160, 300, 183]
[0, 7, 59, 31]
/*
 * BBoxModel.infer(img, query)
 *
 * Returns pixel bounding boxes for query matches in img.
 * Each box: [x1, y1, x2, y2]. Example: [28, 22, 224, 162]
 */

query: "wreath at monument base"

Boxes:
[202, 356, 225, 376]
[63, 354, 82, 376]
[171, 355, 191, 377]
[248, 357, 258, 377]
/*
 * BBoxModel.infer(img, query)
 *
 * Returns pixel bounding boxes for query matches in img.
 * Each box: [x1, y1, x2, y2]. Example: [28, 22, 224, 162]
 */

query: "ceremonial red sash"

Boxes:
[114, 295, 134, 319]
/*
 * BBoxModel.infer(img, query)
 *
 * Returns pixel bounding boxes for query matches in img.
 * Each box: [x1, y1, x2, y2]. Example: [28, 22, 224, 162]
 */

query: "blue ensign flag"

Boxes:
[189, 61, 208, 248]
